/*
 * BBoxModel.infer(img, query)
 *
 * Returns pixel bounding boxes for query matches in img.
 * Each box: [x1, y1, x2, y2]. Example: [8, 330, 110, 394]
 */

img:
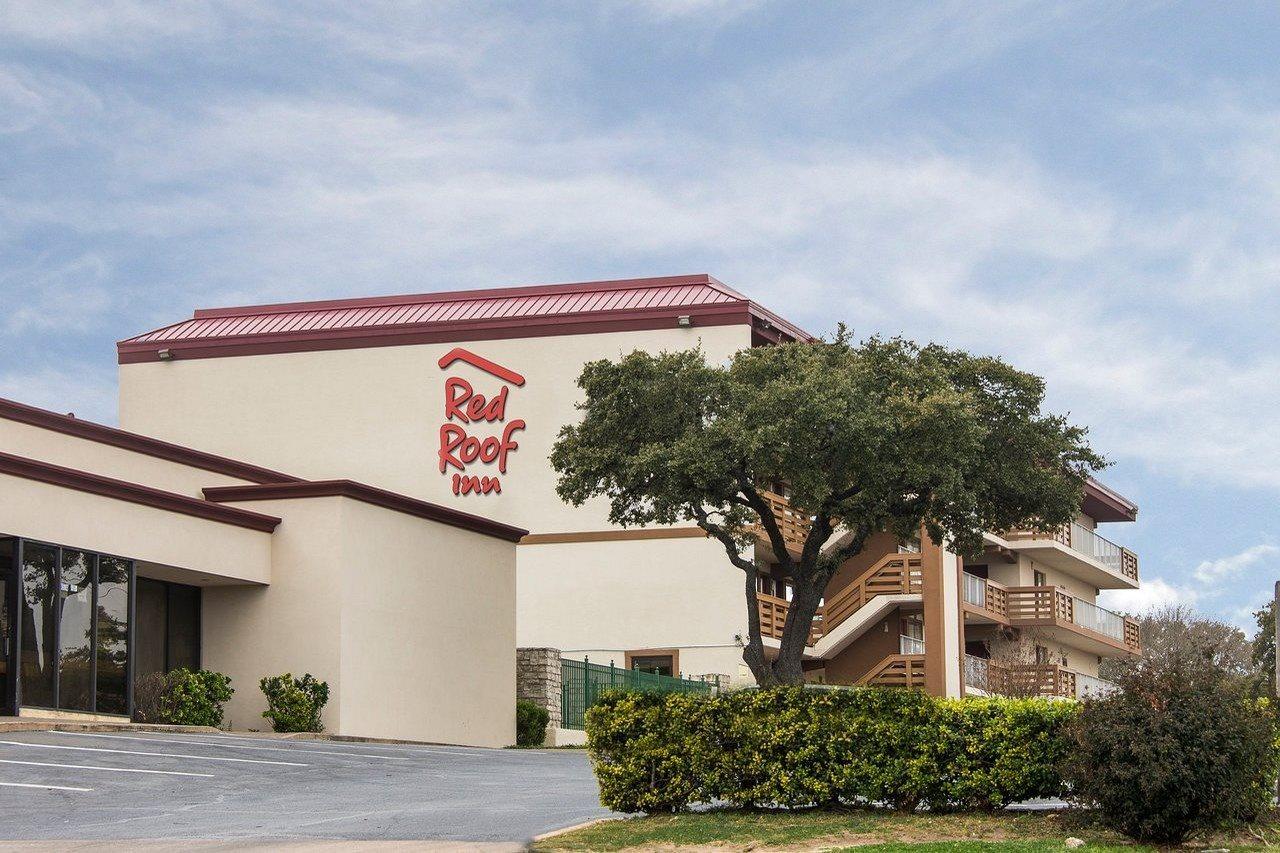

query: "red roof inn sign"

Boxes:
[437, 348, 526, 496]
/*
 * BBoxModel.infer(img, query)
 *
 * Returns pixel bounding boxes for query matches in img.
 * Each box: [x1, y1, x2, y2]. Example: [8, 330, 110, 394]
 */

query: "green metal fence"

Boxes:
[560, 657, 713, 730]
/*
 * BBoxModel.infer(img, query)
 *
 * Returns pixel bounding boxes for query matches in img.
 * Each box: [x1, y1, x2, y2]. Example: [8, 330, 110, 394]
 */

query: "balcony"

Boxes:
[1002, 521, 1138, 589]
[964, 655, 1119, 700]
[962, 573, 1141, 656]
[752, 489, 812, 553]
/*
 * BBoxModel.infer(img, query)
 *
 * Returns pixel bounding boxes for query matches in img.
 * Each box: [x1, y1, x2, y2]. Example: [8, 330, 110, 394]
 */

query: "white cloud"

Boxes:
[1194, 543, 1280, 584]
[1100, 577, 1200, 616]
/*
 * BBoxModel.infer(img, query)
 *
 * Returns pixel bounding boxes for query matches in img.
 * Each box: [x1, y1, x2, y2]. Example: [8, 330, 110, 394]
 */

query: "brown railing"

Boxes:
[858, 653, 926, 688]
[752, 489, 812, 552]
[1007, 586, 1141, 654]
[965, 657, 1075, 698]
[964, 656, 1119, 699]
[756, 593, 822, 646]
[755, 552, 924, 648]
[821, 553, 924, 635]
[963, 573, 1141, 655]
[1005, 522, 1139, 582]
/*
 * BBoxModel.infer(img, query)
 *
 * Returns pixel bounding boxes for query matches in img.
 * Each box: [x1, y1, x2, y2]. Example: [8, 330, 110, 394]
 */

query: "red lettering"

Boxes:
[496, 419, 525, 473]
[444, 377, 473, 423]
[452, 473, 502, 495]
[481, 386, 508, 422]
[438, 423, 466, 472]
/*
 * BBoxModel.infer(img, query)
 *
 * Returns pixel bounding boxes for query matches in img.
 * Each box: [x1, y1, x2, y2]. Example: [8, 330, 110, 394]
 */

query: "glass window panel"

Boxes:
[57, 550, 94, 711]
[134, 578, 167, 681]
[20, 542, 57, 708]
[95, 557, 130, 715]
[0, 538, 12, 714]
[166, 585, 200, 672]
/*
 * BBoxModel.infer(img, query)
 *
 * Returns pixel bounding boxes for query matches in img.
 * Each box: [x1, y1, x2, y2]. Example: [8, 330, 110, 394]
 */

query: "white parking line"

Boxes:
[45, 730, 409, 761]
[0, 781, 92, 792]
[0, 740, 308, 767]
[0, 758, 214, 777]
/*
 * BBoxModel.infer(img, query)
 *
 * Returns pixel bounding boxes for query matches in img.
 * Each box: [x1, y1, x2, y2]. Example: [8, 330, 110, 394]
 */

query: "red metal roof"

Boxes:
[118, 274, 812, 363]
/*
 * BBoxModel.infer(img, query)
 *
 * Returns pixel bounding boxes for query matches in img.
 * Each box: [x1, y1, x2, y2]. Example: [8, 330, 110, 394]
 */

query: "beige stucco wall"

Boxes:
[203, 495, 516, 747]
[202, 496, 345, 732]
[0, 472, 272, 584]
[0, 417, 255, 497]
[118, 324, 752, 534]
[517, 535, 747, 682]
[337, 498, 516, 748]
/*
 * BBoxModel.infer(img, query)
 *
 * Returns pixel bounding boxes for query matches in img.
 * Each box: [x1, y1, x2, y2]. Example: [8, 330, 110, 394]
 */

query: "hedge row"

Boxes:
[585, 687, 1076, 813]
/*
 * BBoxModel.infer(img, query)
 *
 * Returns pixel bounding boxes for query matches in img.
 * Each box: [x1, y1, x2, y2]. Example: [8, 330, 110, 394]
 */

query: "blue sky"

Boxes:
[2, 2, 1277, 634]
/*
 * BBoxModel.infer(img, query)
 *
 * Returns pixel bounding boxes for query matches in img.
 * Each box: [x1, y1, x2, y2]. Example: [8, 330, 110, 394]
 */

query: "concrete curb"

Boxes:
[529, 817, 611, 844]
[0, 719, 222, 735]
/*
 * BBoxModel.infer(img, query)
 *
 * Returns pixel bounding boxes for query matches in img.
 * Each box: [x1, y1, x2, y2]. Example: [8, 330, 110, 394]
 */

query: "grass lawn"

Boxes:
[534, 808, 1280, 851]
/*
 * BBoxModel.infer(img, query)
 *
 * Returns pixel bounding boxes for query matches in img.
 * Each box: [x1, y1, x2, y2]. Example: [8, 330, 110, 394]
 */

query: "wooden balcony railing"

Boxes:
[1004, 522, 1139, 582]
[857, 653, 926, 688]
[756, 551, 925, 647]
[752, 489, 812, 552]
[963, 573, 1141, 655]
[821, 553, 924, 636]
[964, 656, 1118, 699]
[756, 592, 822, 646]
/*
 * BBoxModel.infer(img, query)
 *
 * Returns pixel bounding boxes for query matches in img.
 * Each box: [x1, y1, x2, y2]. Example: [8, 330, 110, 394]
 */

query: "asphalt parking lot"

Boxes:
[0, 729, 614, 848]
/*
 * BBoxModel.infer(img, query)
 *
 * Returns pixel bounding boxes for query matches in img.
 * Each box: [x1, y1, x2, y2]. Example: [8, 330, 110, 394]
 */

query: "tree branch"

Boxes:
[734, 474, 797, 574]
[692, 505, 758, 574]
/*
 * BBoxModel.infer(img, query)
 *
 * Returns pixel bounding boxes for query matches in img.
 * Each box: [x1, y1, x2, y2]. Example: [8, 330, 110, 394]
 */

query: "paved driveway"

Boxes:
[0, 729, 613, 847]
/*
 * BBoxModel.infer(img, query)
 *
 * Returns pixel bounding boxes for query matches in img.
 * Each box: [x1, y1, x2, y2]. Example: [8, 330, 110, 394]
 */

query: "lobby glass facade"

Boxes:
[0, 536, 134, 716]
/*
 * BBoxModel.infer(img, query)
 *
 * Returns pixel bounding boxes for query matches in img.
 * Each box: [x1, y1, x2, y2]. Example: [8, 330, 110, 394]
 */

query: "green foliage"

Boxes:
[585, 687, 1075, 814]
[158, 668, 234, 727]
[1064, 641, 1280, 843]
[259, 672, 329, 733]
[516, 699, 551, 747]
[551, 333, 1104, 684]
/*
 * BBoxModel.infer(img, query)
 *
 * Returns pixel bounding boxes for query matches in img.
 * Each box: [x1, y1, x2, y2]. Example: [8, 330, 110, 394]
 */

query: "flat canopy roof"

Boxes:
[118, 274, 813, 363]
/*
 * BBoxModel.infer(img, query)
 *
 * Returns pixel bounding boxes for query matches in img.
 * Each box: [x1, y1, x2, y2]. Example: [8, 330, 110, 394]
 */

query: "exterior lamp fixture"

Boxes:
[677, 315, 692, 328]
[157, 348, 173, 361]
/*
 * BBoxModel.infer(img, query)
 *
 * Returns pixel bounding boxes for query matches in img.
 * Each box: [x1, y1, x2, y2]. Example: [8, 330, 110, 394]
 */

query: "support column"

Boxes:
[516, 647, 561, 730]
[921, 532, 952, 696]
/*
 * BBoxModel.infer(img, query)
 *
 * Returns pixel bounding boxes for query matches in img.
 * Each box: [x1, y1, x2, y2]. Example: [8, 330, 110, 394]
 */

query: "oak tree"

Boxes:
[550, 331, 1104, 685]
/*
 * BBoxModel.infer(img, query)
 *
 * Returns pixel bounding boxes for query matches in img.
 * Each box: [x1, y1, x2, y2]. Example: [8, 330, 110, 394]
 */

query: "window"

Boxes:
[626, 650, 677, 677]
[19, 542, 57, 709]
[56, 550, 94, 712]
[1035, 645, 1049, 665]
[1033, 569, 1047, 587]
[134, 577, 201, 680]
[10, 538, 132, 714]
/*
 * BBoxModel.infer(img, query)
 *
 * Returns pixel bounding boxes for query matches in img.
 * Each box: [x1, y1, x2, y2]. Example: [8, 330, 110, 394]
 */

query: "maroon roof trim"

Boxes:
[1083, 478, 1139, 523]
[117, 275, 813, 364]
[189, 274, 748, 319]
[203, 480, 529, 543]
[0, 451, 282, 533]
[0, 397, 301, 484]
[118, 304, 762, 364]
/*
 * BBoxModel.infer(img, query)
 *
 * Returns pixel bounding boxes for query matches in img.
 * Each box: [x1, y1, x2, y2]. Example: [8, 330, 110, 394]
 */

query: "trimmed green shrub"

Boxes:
[158, 668, 234, 727]
[1064, 644, 1280, 843]
[585, 686, 1075, 813]
[260, 672, 329, 733]
[516, 700, 551, 747]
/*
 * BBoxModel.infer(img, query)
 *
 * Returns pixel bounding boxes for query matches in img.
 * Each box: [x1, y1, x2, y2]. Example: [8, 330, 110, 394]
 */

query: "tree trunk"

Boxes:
[771, 575, 824, 685]
[741, 566, 775, 685]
